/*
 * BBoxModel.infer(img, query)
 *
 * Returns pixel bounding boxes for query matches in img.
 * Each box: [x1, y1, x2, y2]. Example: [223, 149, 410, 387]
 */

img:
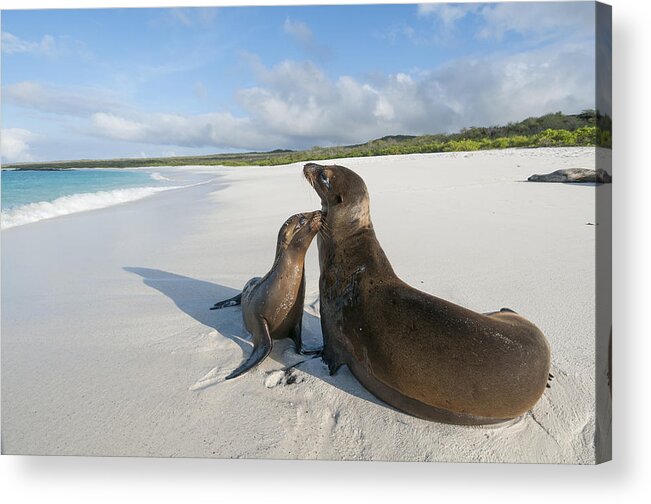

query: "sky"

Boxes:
[1, 2, 597, 163]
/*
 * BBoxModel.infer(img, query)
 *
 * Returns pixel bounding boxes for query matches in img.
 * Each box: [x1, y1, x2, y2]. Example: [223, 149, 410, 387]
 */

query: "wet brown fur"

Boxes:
[214, 211, 322, 379]
[304, 163, 551, 424]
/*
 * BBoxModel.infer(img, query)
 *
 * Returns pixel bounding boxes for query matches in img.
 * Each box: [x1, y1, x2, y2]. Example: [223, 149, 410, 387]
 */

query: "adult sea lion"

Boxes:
[528, 168, 611, 183]
[211, 211, 322, 379]
[304, 163, 551, 425]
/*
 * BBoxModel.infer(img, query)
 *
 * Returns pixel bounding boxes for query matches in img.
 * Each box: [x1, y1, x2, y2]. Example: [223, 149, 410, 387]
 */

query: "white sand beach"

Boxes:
[1, 147, 610, 463]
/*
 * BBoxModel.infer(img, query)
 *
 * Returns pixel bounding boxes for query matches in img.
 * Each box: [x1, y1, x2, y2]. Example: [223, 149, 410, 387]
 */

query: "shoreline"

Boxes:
[1, 147, 599, 231]
[1, 144, 603, 171]
[1, 147, 609, 462]
[0, 168, 220, 230]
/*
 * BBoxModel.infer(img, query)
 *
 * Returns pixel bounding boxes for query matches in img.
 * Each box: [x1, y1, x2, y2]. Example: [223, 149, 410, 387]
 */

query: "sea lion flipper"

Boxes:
[322, 347, 344, 375]
[291, 312, 320, 356]
[210, 293, 242, 310]
[290, 273, 307, 353]
[291, 318, 305, 354]
[326, 359, 343, 376]
[225, 318, 273, 380]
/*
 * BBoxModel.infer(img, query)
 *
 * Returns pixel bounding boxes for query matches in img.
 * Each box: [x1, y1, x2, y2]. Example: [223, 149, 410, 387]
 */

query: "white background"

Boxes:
[1, 0, 649, 502]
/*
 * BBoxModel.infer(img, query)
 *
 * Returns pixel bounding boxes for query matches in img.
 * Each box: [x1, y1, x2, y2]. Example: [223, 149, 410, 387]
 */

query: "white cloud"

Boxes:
[91, 113, 146, 141]
[477, 2, 595, 40]
[2, 39, 595, 154]
[170, 9, 192, 27]
[3, 81, 125, 116]
[1, 31, 90, 60]
[417, 2, 594, 42]
[235, 60, 430, 145]
[90, 111, 285, 151]
[417, 3, 480, 27]
[82, 41, 593, 152]
[1, 128, 35, 162]
[429, 42, 595, 127]
[165, 8, 218, 27]
[281, 18, 331, 60]
[283, 17, 313, 45]
[234, 44, 593, 146]
[1, 32, 55, 55]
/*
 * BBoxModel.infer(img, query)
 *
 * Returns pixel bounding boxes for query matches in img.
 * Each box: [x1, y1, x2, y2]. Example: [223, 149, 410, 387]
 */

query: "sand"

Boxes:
[1, 147, 610, 463]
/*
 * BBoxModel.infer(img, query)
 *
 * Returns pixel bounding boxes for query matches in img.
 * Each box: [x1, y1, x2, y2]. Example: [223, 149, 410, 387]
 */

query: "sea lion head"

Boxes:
[277, 211, 322, 252]
[303, 163, 371, 230]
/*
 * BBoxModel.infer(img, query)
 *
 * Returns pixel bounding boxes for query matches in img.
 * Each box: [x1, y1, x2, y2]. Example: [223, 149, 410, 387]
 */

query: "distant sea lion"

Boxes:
[528, 168, 611, 183]
[211, 211, 322, 379]
[304, 163, 551, 425]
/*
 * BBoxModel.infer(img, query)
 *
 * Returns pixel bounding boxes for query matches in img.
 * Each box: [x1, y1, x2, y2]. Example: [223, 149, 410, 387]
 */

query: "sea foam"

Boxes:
[1, 185, 181, 230]
[150, 172, 172, 181]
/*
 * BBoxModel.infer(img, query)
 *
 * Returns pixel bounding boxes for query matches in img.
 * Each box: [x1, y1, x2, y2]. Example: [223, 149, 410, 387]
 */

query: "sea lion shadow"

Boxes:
[563, 181, 600, 187]
[122, 267, 386, 408]
[123, 267, 251, 357]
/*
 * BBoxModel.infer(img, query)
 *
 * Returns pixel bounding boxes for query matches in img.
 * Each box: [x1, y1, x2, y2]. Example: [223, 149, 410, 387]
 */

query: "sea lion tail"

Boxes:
[225, 319, 273, 380]
[210, 293, 242, 310]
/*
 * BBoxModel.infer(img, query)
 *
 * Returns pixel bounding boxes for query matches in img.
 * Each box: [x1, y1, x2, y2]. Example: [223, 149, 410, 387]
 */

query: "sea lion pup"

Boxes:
[304, 163, 551, 425]
[211, 211, 322, 379]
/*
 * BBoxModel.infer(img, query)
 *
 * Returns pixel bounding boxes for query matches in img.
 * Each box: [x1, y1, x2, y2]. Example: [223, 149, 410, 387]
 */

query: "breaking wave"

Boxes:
[1, 185, 182, 230]
[150, 172, 172, 181]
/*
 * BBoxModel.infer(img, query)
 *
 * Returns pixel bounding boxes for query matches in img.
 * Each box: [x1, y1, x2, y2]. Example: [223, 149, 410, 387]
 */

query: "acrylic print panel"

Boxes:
[0, 1, 611, 463]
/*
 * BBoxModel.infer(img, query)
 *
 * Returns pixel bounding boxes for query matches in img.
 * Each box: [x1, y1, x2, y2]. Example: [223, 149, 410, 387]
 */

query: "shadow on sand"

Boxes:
[123, 267, 386, 408]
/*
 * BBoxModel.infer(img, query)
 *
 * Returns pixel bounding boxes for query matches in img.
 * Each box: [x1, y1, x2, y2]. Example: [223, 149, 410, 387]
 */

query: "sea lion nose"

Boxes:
[303, 163, 322, 178]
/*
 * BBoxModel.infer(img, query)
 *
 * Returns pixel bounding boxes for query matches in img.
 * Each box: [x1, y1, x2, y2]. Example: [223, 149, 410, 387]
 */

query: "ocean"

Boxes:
[1, 169, 182, 229]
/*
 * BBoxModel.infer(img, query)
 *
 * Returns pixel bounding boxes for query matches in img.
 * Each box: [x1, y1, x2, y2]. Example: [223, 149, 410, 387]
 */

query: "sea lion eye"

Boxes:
[319, 171, 330, 188]
[299, 216, 307, 226]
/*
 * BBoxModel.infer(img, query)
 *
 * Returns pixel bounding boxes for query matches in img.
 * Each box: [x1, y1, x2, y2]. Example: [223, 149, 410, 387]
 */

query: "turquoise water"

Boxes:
[0, 168, 185, 229]
[1, 169, 164, 210]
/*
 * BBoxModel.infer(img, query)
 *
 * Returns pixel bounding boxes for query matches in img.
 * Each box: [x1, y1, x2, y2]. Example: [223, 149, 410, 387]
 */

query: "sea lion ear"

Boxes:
[335, 194, 343, 204]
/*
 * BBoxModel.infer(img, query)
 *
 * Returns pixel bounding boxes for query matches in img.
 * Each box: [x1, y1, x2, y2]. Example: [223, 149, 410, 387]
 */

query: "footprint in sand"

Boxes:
[264, 369, 305, 388]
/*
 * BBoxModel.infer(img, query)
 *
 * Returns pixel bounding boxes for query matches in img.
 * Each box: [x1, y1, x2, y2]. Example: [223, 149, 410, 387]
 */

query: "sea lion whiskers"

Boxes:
[302, 165, 318, 192]
[318, 222, 331, 235]
[318, 227, 331, 241]
[299, 169, 319, 205]
[318, 217, 332, 234]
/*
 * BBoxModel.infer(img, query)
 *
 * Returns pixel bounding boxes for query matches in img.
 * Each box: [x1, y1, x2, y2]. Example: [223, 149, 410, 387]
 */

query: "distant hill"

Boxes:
[3, 110, 608, 170]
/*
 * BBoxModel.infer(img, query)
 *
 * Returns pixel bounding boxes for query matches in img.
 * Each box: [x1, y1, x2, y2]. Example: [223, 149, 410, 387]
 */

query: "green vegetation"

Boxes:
[4, 110, 609, 170]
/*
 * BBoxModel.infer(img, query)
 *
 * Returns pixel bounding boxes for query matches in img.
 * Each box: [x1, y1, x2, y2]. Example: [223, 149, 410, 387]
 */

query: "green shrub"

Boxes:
[573, 126, 597, 146]
[443, 139, 482, 152]
[507, 136, 532, 147]
[491, 137, 511, 149]
[535, 129, 576, 147]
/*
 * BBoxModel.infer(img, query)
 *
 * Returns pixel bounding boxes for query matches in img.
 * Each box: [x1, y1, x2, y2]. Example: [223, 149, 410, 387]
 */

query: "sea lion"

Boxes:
[304, 162, 551, 425]
[528, 168, 611, 183]
[211, 211, 322, 379]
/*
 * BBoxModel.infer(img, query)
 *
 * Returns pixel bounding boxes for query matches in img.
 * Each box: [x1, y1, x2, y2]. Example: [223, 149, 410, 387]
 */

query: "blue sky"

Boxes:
[1, 2, 597, 162]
